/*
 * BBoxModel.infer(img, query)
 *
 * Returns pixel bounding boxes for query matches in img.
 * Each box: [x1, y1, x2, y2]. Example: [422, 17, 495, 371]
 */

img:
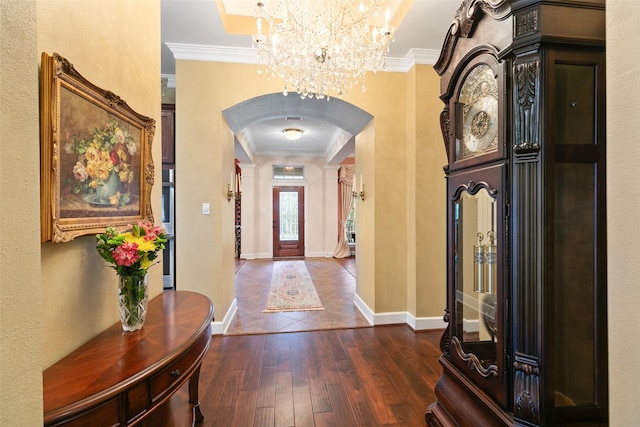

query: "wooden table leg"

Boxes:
[189, 364, 204, 423]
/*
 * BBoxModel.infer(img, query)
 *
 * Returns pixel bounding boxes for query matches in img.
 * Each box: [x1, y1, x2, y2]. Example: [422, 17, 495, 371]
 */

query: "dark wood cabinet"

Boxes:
[161, 103, 175, 168]
[426, 1, 607, 426]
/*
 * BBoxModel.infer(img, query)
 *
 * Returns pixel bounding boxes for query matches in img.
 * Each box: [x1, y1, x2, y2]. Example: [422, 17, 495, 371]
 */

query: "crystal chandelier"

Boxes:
[254, 0, 394, 100]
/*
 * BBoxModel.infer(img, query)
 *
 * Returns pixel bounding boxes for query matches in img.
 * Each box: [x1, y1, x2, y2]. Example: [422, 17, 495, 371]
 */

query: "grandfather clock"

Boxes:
[426, 1, 607, 426]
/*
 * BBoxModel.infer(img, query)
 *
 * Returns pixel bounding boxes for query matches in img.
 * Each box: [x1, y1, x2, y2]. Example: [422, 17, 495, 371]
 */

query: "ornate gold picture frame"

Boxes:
[40, 52, 155, 243]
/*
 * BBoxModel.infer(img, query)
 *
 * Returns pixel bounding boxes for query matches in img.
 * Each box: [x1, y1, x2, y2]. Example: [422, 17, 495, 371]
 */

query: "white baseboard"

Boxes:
[353, 293, 375, 325]
[354, 293, 447, 331]
[239, 253, 270, 259]
[408, 313, 448, 330]
[306, 251, 334, 258]
[241, 252, 337, 259]
[216, 294, 446, 335]
[211, 298, 238, 335]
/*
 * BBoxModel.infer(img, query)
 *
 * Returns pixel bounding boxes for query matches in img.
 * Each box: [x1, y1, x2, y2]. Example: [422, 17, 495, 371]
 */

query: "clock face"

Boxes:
[458, 64, 499, 159]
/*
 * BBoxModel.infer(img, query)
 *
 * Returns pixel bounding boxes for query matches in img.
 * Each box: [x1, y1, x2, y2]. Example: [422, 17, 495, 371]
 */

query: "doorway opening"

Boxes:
[272, 186, 305, 258]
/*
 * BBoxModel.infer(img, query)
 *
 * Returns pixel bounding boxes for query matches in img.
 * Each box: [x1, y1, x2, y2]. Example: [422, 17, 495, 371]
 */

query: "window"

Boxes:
[346, 204, 356, 244]
[273, 165, 304, 180]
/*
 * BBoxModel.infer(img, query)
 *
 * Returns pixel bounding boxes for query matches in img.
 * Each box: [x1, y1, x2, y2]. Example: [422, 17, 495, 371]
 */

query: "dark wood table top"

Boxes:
[43, 290, 214, 420]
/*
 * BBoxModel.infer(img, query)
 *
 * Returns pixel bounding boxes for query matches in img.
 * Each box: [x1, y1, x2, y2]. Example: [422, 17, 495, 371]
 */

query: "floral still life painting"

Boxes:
[64, 118, 138, 209]
[40, 52, 155, 243]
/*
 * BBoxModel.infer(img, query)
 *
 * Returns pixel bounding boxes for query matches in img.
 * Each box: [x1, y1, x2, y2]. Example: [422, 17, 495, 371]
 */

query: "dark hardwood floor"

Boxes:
[196, 325, 443, 427]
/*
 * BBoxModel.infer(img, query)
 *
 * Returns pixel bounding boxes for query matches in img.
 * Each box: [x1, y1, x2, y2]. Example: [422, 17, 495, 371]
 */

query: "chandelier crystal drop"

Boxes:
[254, 0, 395, 100]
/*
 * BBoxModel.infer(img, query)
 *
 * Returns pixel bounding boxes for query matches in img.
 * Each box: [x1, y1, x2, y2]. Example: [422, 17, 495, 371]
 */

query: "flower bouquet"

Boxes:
[96, 220, 167, 331]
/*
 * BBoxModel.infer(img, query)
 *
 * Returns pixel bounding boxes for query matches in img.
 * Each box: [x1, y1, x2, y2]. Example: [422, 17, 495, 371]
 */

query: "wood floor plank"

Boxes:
[334, 358, 378, 426]
[275, 371, 295, 426]
[276, 334, 293, 373]
[231, 390, 258, 426]
[198, 326, 443, 427]
[290, 333, 310, 389]
[326, 383, 358, 426]
[304, 335, 332, 413]
[344, 345, 399, 424]
[355, 340, 406, 408]
[262, 333, 279, 369]
[256, 366, 277, 409]
[254, 407, 275, 427]
[292, 386, 315, 427]
[377, 328, 439, 400]
[241, 335, 267, 392]
[312, 411, 337, 427]
[364, 328, 434, 424]
[313, 331, 342, 386]
[213, 367, 245, 426]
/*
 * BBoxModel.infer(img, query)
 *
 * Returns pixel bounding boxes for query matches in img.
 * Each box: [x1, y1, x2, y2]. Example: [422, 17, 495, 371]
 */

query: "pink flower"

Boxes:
[113, 242, 140, 267]
[73, 162, 88, 182]
[138, 220, 164, 241]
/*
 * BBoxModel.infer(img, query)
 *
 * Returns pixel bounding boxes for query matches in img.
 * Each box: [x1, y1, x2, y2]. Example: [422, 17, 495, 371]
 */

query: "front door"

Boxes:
[273, 186, 305, 258]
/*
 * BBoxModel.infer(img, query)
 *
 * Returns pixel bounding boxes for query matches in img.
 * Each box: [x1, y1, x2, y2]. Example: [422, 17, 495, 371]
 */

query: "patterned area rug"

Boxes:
[263, 261, 324, 312]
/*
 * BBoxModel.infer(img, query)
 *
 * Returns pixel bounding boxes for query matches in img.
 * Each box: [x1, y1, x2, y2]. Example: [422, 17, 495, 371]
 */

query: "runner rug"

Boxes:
[263, 260, 324, 312]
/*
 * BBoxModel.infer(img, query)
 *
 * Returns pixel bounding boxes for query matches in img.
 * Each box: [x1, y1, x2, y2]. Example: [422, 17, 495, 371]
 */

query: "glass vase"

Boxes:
[118, 274, 149, 332]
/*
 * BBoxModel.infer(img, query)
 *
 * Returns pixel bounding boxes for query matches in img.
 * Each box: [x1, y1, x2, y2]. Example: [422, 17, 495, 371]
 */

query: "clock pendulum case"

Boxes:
[425, 1, 607, 426]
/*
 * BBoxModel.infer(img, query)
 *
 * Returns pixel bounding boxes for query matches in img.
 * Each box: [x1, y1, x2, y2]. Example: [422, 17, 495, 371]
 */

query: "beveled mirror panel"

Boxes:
[454, 187, 498, 368]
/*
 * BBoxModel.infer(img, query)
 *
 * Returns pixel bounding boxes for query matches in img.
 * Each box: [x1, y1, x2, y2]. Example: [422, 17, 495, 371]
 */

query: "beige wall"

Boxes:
[0, 1, 42, 425]
[415, 65, 448, 318]
[37, 0, 162, 368]
[355, 122, 377, 307]
[406, 66, 418, 316]
[607, 1, 640, 424]
[1, 0, 160, 423]
[175, 60, 446, 319]
[174, 60, 250, 316]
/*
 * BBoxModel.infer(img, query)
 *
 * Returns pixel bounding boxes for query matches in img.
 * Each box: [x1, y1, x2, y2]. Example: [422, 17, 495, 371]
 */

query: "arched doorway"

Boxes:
[221, 93, 374, 332]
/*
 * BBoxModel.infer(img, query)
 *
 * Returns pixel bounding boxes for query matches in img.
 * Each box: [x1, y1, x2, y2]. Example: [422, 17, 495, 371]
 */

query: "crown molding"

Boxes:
[166, 42, 257, 64]
[411, 48, 442, 66]
[166, 43, 442, 75]
[384, 48, 441, 72]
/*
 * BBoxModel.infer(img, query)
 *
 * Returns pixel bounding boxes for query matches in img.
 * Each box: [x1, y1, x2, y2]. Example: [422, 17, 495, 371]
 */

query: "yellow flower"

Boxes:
[109, 192, 121, 207]
[85, 161, 97, 178]
[85, 146, 100, 162]
[99, 150, 112, 163]
[117, 147, 127, 162]
[140, 256, 153, 270]
[96, 164, 111, 181]
[124, 233, 156, 252]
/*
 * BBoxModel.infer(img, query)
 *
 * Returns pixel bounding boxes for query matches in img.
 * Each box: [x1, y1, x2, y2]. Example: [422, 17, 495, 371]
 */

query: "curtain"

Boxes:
[333, 165, 355, 258]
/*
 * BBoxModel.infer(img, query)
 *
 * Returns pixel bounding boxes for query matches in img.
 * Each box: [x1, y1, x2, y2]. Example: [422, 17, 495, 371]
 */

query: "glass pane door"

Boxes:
[272, 186, 305, 257]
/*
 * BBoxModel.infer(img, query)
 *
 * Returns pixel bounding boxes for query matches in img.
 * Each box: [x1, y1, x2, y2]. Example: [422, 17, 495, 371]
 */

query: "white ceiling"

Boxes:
[161, 0, 461, 160]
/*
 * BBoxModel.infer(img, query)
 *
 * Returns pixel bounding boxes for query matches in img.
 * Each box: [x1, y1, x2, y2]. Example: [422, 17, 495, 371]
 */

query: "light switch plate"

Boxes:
[202, 203, 210, 215]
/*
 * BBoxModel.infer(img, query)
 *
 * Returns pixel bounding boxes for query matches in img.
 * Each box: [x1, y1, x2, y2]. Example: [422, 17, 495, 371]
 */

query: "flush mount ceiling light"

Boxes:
[282, 128, 304, 141]
[254, 0, 395, 100]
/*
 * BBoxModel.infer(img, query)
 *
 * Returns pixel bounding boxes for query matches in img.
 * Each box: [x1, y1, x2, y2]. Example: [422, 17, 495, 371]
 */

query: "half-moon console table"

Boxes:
[43, 291, 214, 426]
